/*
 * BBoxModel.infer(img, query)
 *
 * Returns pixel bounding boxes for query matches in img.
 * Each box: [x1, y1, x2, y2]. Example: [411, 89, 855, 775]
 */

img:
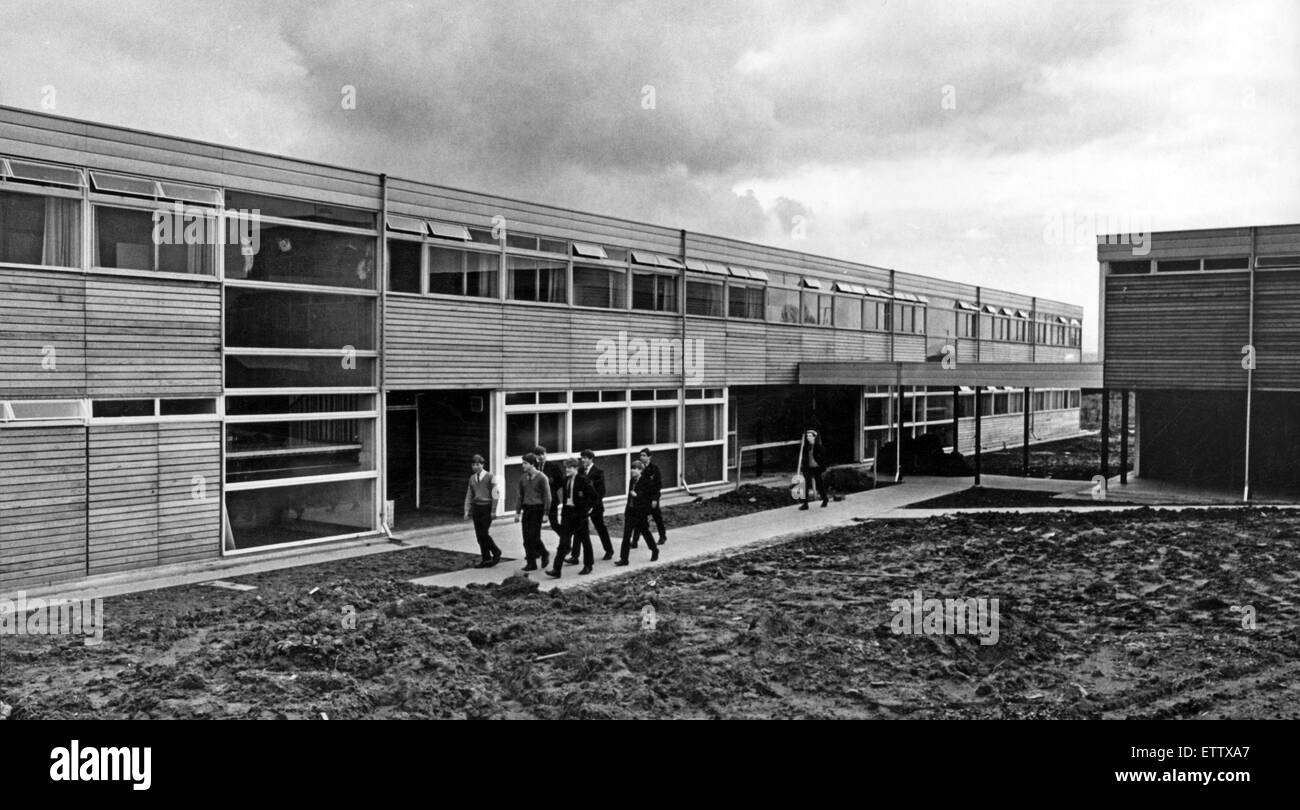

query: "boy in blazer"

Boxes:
[546, 458, 599, 577]
[578, 449, 613, 561]
[615, 460, 659, 566]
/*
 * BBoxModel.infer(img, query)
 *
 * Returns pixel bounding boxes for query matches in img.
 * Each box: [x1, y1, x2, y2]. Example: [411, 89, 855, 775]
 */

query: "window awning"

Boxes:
[745, 268, 770, 282]
[0, 158, 10, 179]
[727, 266, 752, 278]
[573, 242, 609, 260]
[428, 221, 471, 241]
[959, 386, 975, 393]
[159, 181, 221, 205]
[894, 292, 921, 303]
[1016, 309, 1031, 319]
[704, 262, 730, 276]
[90, 170, 161, 197]
[1056, 315, 1069, 324]
[684, 258, 709, 272]
[658, 255, 684, 269]
[1000, 307, 1016, 316]
[864, 287, 892, 299]
[1069, 318, 1081, 327]
[834, 282, 868, 295]
[385, 214, 427, 235]
[7, 158, 84, 187]
[955, 300, 979, 311]
[915, 294, 930, 304]
[983, 304, 1001, 314]
[800, 277, 824, 289]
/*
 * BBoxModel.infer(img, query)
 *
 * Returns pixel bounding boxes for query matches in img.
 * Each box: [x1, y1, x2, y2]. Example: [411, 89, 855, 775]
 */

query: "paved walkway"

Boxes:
[409, 476, 970, 591]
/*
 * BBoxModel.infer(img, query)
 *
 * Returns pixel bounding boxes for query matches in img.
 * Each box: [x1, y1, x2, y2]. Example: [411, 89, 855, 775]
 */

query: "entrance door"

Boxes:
[386, 399, 419, 510]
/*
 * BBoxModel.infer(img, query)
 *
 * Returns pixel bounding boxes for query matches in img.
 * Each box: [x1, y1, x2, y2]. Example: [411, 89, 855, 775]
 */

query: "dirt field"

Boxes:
[978, 433, 1133, 480]
[4, 505, 1298, 719]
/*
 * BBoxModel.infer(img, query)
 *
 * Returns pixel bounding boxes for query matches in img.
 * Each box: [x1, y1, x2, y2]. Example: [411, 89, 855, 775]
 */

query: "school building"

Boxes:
[1099, 224, 1300, 499]
[0, 106, 1090, 589]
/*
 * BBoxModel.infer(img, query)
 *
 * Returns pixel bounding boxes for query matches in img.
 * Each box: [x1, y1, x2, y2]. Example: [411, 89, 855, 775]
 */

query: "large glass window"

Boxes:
[226, 418, 375, 483]
[573, 264, 626, 309]
[505, 411, 565, 457]
[686, 279, 724, 317]
[685, 403, 723, 443]
[864, 299, 889, 330]
[96, 205, 216, 275]
[802, 291, 833, 325]
[767, 287, 800, 323]
[572, 408, 624, 450]
[508, 256, 567, 303]
[226, 222, 372, 287]
[429, 245, 498, 298]
[387, 239, 422, 293]
[225, 288, 376, 350]
[632, 406, 677, 446]
[683, 444, 723, 484]
[834, 296, 862, 330]
[0, 189, 80, 267]
[632, 271, 678, 313]
[225, 478, 374, 550]
[224, 191, 375, 228]
[727, 284, 765, 320]
[225, 355, 376, 389]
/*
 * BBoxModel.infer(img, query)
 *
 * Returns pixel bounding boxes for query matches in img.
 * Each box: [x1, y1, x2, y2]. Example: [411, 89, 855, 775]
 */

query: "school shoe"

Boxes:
[615, 560, 630, 566]
[540, 550, 551, 569]
[545, 568, 561, 579]
[658, 535, 667, 545]
[565, 555, 580, 565]
[821, 500, 829, 508]
[651, 549, 659, 562]
[474, 560, 493, 568]
[578, 566, 593, 575]
[490, 550, 502, 565]
[799, 503, 809, 511]
[522, 562, 538, 572]
[602, 551, 614, 561]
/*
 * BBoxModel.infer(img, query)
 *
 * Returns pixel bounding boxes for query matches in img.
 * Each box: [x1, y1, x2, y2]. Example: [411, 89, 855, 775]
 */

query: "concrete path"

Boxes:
[409, 476, 969, 591]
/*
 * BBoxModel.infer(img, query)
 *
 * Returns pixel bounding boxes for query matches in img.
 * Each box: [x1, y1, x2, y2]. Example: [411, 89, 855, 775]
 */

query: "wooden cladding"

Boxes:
[86, 276, 221, 396]
[385, 296, 916, 390]
[0, 268, 221, 399]
[0, 421, 220, 587]
[0, 426, 87, 588]
[1105, 274, 1251, 389]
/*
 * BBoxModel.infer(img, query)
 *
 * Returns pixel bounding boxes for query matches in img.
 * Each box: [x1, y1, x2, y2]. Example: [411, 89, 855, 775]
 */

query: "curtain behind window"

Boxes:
[41, 196, 80, 267]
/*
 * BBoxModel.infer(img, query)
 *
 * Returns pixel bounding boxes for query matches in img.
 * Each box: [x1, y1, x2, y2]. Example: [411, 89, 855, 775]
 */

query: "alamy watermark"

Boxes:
[890, 589, 999, 645]
[0, 591, 104, 646]
[595, 330, 705, 385]
[1043, 209, 1152, 256]
[152, 203, 261, 255]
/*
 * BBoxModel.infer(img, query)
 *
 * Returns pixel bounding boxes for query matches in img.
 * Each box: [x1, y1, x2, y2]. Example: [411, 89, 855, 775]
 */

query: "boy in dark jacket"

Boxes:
[615, 460, 659, 566]
[546, 458, 599, 577]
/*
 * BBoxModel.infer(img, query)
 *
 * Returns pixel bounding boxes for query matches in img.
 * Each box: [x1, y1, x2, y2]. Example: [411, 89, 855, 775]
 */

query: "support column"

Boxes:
[894, 365, 904, 483]
[1100, 389, 1110, 482]
[951, 386, 959, 452]
[1119, 390, 1129, 486]
[1022, 387, 1031, 476]
[973, 385, 982, 487]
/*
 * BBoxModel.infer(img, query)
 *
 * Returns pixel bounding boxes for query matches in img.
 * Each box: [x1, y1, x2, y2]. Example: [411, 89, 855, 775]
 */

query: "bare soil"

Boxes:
[4, 507, 1298, 719]
[978, 433, 1133, 481]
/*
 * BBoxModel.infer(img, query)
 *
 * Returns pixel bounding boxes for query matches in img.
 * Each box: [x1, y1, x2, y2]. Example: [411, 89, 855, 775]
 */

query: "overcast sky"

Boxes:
[3, 0, 1297, 351]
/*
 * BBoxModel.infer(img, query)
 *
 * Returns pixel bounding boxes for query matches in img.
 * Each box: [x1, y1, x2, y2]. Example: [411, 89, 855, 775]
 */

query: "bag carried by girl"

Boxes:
[790, 440, 806, 501]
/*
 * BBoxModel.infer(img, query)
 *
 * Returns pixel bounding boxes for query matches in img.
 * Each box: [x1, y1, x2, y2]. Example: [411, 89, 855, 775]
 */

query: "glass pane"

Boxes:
[631, 272, 655, 310]
[506, 413, 536, 457]
[571, 408, 623, 451]
[225, 288, 375, 350]
[224, 191, 375, 228]
[683, 445, 723, 484]
[92, 399, 155, 418]
[160, 398, 218, 416]
[226, 418, 375, 483]
[537, 411, 564, 453]
[508, 257, 566, 303]
[226, 478, 375, 550]
[685, 404, 721, 442]
[574, 264, 625, 308]
[632, 406, 676, 446]
[229, 223, 374, 288]
[387, 239, 422, 293]
[227, 394, 372, 416]
[97, 206, 215, 274]
[0, 189, 80, 267]
[834, 296, 861, 330]
[225, 355, 375, 388]
[686, 280, 723, 316]
[537, 391, 566, 404]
